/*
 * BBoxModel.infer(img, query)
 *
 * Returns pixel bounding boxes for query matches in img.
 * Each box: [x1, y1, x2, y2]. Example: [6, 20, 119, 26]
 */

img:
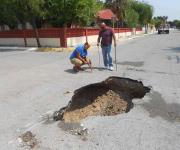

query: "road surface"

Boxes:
[0, 31, 180, 150]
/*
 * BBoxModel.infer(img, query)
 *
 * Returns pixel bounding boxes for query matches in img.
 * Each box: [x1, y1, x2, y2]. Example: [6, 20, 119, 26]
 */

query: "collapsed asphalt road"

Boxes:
[0, 31, 180, 150]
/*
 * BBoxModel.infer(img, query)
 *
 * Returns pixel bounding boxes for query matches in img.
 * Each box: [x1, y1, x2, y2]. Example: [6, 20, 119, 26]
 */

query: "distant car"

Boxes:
[158, 25, 170, 34]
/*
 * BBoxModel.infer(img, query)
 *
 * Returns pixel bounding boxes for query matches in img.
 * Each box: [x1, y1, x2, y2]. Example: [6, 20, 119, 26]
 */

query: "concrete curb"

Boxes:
[37, 47, 75, 52]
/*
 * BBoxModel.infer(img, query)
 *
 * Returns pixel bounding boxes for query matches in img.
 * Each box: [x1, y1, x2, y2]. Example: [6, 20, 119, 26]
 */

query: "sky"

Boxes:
[138, 0, 180, 21]
[102, 0, 180, 21]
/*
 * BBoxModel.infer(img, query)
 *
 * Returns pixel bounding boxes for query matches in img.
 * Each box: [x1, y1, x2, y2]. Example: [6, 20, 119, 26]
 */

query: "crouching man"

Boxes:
[70, 42, 92, 72]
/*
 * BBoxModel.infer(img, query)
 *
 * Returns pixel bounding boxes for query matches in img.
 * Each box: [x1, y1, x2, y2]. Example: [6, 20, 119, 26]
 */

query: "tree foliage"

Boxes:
[105, 0, 129, 21]
[173, 20, 180, 29]
[125, 8, 139, 28]
[168, 20, 180, 29]
[0, 0, 103, 46]
[131, 1, 153, 26]
[151, 16, 168, 28]
[14, 0, 46, 28]
[0, 0, 18, 28]
[0, 0, 102, 28]
[105, 0, 153, 28]
[0, 0, 154, 29]
[0, 0, 46, 29]
[45, 0, 103, 27]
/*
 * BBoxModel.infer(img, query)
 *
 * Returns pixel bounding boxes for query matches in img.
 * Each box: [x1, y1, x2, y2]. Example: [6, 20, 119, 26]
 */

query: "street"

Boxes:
[0, 31, 180, 150]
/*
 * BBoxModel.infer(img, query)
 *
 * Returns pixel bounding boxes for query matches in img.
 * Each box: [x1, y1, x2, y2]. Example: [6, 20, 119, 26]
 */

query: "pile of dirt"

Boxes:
[53, 76, 150, 123]
[63, 90, 127, 122]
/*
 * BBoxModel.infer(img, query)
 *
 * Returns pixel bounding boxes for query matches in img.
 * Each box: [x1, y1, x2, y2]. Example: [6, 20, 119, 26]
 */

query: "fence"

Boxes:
[0, 27, 142, 47]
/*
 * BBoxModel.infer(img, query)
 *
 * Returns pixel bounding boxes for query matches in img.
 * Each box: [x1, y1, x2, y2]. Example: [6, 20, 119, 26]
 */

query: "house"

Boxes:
[97, 9, 118, 27]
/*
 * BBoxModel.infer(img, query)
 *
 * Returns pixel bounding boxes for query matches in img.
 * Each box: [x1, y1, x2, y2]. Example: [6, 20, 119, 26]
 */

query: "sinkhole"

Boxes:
[53, 76, 150, 122]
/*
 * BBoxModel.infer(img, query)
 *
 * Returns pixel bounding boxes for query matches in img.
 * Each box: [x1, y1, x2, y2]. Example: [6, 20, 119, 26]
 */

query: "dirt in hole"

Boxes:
[63, 90, 127, 122]
[53, 76, 150, 123]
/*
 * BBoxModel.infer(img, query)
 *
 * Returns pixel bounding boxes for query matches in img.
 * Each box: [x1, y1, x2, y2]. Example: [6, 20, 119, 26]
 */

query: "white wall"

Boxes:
[40, 38, 60, 47]
[0, 38, 25, 46]
[67, 35, 99, 47]
[67, 36, 86, 47]
[26, 38, 61, 47]
[115, 32, 132, 38]
[26, 38, 38, 47]
[87, 35, 99, 45]
[0, 30, 144, 47]
[136, 31, 144, 35]
[67, 32, 133, 47]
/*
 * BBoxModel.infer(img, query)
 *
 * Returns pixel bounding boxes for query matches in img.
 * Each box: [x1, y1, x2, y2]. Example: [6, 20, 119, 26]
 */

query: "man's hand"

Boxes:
[86, 59, 92, 72]
[82, 58, 88, 64]
[84, 61, 88, 64]
[97, 43, 100, 47]
[114, 42, 117, 47]
[88, 62, 92, 72]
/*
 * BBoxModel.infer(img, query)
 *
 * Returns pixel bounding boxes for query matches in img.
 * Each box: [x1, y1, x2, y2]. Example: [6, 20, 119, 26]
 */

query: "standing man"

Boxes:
[97, 22, 116, 71]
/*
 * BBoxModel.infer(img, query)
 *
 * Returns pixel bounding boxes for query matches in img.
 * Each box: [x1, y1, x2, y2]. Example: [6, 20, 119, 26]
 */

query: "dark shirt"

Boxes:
[99, 28, 114, 46]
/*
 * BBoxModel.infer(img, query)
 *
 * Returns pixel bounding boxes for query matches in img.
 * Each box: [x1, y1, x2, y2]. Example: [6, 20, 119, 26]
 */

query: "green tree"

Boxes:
[105, 0, 153, 28]
[0, 0, 45, 46]
[151, 16, 168, 29]
[0, 0, 18, 29]
[105, 0, 130, 26]
[131, 1, 153, 32]
[131, 1, 153, 25]
[45, 0, 102, 27]
[173, 20, 180, 29]
[125, 8, 139, 28]
[14, 0, 46, 47]
[151, 18, 162, 29]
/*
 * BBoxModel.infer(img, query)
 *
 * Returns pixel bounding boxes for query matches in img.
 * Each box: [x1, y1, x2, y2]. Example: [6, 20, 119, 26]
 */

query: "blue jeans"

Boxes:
[101, 45, 113, 67]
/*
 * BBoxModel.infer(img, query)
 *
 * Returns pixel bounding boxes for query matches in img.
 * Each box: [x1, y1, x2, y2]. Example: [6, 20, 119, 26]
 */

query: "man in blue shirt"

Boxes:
[70, 42, 92, 72]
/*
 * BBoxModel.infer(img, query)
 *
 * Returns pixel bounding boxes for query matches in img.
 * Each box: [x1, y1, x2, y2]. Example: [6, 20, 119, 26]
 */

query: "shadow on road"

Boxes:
[164, 47, 180, 53]
[64, 67, 105, 74]
[0, 48, 26, 52]
[64, 69, 78, 74]
[83, 66, 105, 71]
[114, 61, 144, 67]
[141, 91, 180, 122]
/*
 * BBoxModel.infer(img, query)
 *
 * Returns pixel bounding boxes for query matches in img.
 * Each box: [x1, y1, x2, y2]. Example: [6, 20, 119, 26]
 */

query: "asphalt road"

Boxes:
[0, 31, 180, 150]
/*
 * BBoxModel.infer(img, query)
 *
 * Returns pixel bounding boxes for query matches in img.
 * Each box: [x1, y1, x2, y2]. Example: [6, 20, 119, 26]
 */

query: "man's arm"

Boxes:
[85, 57, 92, 71]
[97, 31, 101, 46]
[77, 53, 87, 64]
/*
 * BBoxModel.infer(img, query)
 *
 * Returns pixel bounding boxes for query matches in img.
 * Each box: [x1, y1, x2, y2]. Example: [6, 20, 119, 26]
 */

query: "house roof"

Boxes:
[97, 9, 117, 20]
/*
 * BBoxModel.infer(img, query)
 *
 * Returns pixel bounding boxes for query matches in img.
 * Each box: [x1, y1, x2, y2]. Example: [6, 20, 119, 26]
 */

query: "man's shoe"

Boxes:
[73, 66, 79, 72]
[109, 66, 114, 71]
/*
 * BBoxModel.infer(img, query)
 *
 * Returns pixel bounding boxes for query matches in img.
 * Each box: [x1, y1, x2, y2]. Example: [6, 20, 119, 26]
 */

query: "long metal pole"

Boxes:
[115, 46, 117, 71]
[98, 46, 101, 68]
